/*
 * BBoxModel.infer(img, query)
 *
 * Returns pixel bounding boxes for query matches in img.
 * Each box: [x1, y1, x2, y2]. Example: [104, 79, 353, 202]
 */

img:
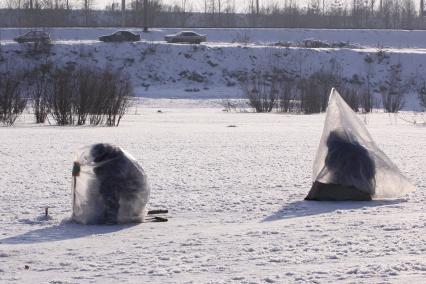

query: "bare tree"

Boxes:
[241, 73, 277, 113]
[122, 0, 126, 27]
[401, 0, 416, 29]
[361, 55, 375, 113]
[380, 64, 405, 113]
[83, 0, 94, 26]
[1, 0, 425, 29]
[48, 67, 75, 125]
[143, 0, 148, 31]
[277, 78, 296, 113]
[418, 82, 426, 108]
[0, 71, 27, 126]
[30, 62, 52, 123]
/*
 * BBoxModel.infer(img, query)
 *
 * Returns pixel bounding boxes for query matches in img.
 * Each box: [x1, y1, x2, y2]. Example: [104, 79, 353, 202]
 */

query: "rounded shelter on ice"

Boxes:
[305, 88, 415, 201]
[71, 143, 150, 224]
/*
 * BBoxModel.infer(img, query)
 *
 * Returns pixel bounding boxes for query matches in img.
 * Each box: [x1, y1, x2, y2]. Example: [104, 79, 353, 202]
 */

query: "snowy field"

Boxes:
[0, 102, 425, 283]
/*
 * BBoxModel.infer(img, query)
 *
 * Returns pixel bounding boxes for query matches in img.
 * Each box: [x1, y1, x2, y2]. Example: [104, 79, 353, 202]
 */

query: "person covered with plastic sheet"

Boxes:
[305, 129, 376, 201]
[72, 143, 150, 225]
[305, 88, 415, 201]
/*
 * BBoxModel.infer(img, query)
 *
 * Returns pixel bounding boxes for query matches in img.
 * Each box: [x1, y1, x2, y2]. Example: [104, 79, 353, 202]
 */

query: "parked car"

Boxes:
[14, 31, 50, 44]
[165, 31, 207, 44]
[99, 31, 141, 42]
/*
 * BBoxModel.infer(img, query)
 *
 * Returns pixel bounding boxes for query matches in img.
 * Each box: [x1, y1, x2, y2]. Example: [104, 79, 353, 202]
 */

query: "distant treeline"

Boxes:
[1, 0, 425, 29]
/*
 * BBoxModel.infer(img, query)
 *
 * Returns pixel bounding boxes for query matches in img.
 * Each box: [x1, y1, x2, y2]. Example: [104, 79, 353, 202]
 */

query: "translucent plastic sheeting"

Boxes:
[71, 144, 150, 224]
[312, 88, 415, 199]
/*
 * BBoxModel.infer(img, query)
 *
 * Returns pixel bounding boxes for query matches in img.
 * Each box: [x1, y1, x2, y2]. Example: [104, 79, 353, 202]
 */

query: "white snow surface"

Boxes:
[0, 102, 425, 283]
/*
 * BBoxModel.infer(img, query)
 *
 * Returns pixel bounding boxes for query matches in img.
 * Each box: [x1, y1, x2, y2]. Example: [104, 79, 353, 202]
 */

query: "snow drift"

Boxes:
[71, 143, 150, 224]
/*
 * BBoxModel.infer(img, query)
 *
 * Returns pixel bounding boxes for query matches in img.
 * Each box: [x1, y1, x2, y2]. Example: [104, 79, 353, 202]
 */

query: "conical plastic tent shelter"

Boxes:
[306, 88, 415, 201]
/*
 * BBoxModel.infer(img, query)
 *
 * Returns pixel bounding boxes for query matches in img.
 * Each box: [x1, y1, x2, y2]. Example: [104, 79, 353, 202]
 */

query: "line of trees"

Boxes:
[1, 0, 426, 29]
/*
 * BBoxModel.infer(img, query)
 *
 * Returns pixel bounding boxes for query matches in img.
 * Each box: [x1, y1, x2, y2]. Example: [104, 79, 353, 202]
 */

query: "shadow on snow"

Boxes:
[263, 199, 407, 222]
[0, 220, 137, 245]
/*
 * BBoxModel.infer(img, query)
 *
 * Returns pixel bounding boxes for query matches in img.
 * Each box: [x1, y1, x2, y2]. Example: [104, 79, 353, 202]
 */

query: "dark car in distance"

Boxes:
[14, 31, 51, 44]
[99, 31, 141, 42]
[165, 31, 207, 44]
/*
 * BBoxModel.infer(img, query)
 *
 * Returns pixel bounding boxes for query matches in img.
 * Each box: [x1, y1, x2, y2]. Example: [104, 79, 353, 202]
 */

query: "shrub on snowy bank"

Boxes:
[28, 64, 132, 126]
[0, 71, 27, 126]
[418, 84, 426, 110]
[29, 63, 50, 124]
[0, 63, 132, 127]
[240, 58, 422, 114]
[241, 71, 364, 114]
[240, 73, 277, 113]
[379, 64, 405, 113]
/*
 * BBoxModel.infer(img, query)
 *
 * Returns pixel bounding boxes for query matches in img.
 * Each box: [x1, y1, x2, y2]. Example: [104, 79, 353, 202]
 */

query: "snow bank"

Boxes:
[1, 38, 425, 108]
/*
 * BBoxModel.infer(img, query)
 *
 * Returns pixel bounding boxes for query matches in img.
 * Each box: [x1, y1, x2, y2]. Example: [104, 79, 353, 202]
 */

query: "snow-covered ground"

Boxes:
[1, 28, 425, 283]
[0, 103, 425, 283]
